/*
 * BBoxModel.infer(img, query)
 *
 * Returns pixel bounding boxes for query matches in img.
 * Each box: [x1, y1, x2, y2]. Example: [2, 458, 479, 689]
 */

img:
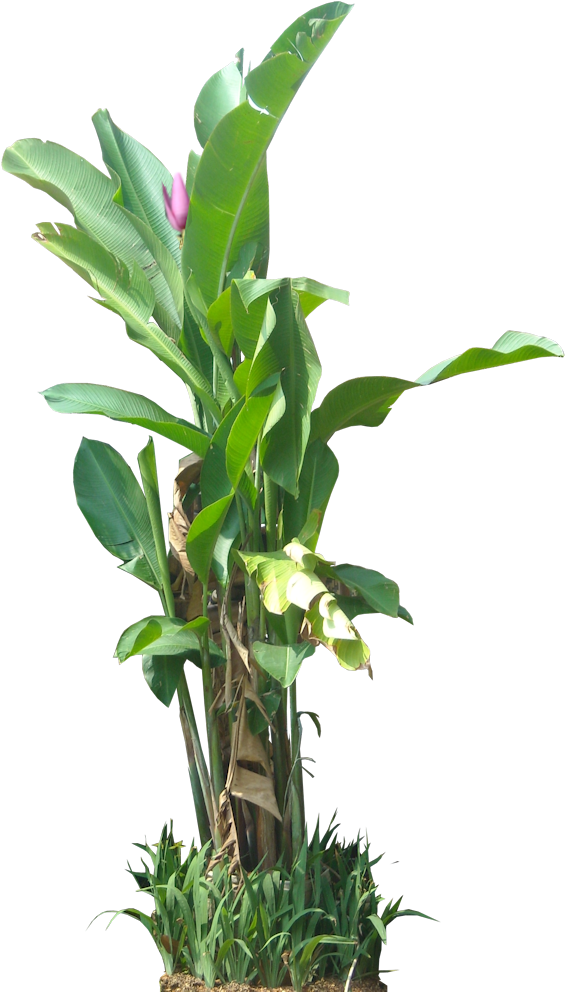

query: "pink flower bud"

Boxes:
[163, 173, 189, 232]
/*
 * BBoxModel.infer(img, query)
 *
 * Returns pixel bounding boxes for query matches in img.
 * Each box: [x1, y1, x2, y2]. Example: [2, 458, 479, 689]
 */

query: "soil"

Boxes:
[160, 977, 387, 992]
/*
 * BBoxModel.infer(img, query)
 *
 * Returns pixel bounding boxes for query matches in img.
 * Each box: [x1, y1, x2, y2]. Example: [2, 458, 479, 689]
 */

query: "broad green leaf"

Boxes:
[2, 137, 177, 321]
[246, 298, 278, 398]
[116, 614, 225, 677]
[92, 108, 181, 260]
[200, 400, 244, 507]
[207, 286, 234, 356]
[310, 376, 418, 443]
[137, 437, 172, 608]
[42, 383, 211, 456]
[416, 329, 563, 384]
[253, 641, 315, 688]
[291, 276, 349, 317]
[194, 54, 245, 148]
[116, 205, 183, 333]
[92, 110, 183, 331]
[211, 500, 241, 587]
[142, 654, 186, 707]
[270, 3, 354, 59]
[398, 605, 414, 624]
[335, 595, 414, 625]
[225, 393, 274, 489]
[329, 563, 400, 618]
[311, 331, 563, 442]
[231, 281, 270, 359]
[367, 914, 387, 943]
[185, 493, 234, 583]
[73, 437, 160, 588]
[200, 398, 258, 510]
[115, 615, 209, 661]
[182, 3, 351, 305]
[260, 285, 322, 495]
[282, 439, 339, 547]
[33, 222, 218, 416]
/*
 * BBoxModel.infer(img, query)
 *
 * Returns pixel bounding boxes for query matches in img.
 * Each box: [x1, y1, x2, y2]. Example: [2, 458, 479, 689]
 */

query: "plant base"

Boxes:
[159, 977, 388, 992]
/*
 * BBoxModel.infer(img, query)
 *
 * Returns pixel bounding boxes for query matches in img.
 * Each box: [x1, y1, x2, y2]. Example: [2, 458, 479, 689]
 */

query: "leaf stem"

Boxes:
[200, 580, 225, 803]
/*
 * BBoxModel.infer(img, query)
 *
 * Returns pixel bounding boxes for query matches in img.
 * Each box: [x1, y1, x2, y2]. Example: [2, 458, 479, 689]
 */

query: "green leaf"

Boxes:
[182, 3, 352, 305]
[367, 914, 387, 942]
[33, 223, 218, 417]
[291, 276, 349, 317]
[310, 331, 563, 443]
[194, 55, 245, 148]
[73, 437, 160, 588]
[91, 110, 183, 332]
[142, 655, 186, 707]
[200, 400, 244, 507]
[416, 329, 563, 384]
[282, 439, 339, 547]
[398, 605, 414, 624]
[42, 383, 210, 456]
[310, 376, 418, 443]
[211, 500, 241, 587]
[330, 563, 400, 619]
[185, 494, 234, 583]
[260, 285, 322, 495]
[246, 688, 282, 736]
[3, 137, 178, 322]
[298, 710, 322, 737]
[252, 641, 315, 688]
[226, 394, 274, 489]
[114, 616, 210, 665]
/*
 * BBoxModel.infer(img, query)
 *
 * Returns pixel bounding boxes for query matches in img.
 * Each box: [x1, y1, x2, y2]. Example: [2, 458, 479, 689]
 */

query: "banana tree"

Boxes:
[3, 1, 561, 875]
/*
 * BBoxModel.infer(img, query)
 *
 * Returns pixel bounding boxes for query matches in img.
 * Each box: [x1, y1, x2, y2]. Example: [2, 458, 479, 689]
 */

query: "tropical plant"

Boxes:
[3, 0, 562, 982]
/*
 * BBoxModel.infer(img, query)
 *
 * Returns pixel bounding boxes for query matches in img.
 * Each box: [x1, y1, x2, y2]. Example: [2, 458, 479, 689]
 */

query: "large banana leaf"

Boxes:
[311, 330, 563, 442]
[194, 53, 246, 148]
[182, 2, 352, 306]
[73, 437, 160, 589]
[2, 138, 178, 322]
[115, 615, 209, 661]
[42, 383, 211, 456]
[33, 222, 218, 416]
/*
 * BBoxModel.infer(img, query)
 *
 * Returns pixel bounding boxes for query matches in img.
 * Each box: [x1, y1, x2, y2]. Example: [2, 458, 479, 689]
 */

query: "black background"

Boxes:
[2, 4, 564, 992]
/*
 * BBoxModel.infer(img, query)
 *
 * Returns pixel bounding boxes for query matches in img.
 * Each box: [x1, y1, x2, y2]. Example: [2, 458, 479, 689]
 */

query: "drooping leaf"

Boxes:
[33, 223, 218, 417]
[236, 549, 299, 614]
[329, 563, 400, 619]
[253, 641, 315, 688]
[416, 330, 563, 383]
[142, 655, 186, 707]
[310, 331, 563, 442]
[2, 137, 177, 320]
[303, 593, 371, 672]
[42, 383, 211, 456]
[73, 437, 160, 588]
[115, 615, 209, 661]
[309, 376, 418, 443]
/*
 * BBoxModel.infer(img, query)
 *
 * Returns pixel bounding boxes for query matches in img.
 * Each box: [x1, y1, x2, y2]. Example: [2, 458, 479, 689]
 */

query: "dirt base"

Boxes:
[160, 977, 387, 992]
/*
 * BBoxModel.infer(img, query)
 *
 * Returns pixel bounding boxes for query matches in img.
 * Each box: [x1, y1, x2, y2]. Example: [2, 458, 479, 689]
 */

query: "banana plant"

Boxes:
[3, 1, 561, 876]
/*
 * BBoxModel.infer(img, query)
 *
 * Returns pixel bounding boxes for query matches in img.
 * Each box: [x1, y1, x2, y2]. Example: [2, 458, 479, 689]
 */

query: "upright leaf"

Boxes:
[185, 494, 234, 584]
[260, 285, 322, 495]
[282, 439, 339, 545]
[194, 54, 245, 148]
[182, 3, 352, 304]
